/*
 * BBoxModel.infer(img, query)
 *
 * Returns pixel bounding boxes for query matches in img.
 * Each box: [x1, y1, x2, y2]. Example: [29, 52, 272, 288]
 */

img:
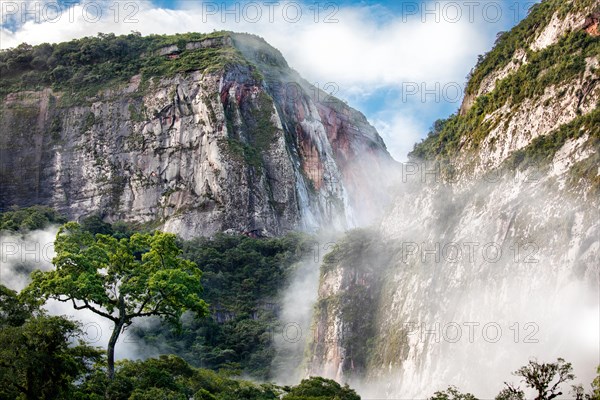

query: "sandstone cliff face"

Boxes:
[0, 33, 393, 238]
[307, 1, 599, 397]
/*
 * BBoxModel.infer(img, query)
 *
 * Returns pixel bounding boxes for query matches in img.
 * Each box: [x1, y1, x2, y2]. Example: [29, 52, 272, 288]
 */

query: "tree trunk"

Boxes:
[24, 369, 35, 400]
[107, 319, 123, 380]
[107, 294, 126, 381]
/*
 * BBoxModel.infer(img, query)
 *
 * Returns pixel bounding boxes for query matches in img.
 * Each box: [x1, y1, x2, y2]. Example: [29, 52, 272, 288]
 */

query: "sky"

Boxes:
[0, 0, 540, 160]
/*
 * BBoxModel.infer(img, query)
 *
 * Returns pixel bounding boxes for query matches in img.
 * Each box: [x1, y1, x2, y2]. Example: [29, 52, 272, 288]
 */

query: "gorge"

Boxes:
[0, 0, 599, 398]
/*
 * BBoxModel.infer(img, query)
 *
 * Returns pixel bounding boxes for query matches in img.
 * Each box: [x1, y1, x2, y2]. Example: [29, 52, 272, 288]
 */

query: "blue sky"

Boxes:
[0, 0, 539, 160]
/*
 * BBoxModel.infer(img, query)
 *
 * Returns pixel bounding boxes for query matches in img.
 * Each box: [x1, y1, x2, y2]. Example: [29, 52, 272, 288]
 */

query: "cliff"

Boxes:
[0, 32, 394, 238]
[306, 0, 600, 397]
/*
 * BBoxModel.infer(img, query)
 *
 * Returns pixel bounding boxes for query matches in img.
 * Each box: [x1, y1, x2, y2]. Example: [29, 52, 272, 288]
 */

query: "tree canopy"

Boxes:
[26, 222, 209, 378]
[281, 377, 361, 400]
[512, 358, 575, 400]
[0, 205, 66, 232]
[0, 285, 101, 400]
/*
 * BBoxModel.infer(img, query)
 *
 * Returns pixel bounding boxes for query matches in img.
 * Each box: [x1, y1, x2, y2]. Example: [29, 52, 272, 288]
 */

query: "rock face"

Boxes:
[307, 0, 599, 397]
[0, 33, 394, 238]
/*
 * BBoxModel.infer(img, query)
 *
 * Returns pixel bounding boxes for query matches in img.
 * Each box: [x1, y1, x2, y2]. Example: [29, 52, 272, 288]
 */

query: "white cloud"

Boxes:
[373, 113, 425, 162]
[280, 10, 486, 87]
[0, 1, 502, 160]
[0, 1, 493, 85]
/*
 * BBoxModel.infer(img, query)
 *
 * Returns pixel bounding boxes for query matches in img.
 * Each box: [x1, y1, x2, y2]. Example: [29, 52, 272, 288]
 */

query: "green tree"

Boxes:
[512, 358, 575, 400]
[73, 354, 283, 400]
[0, 285, 101, 400]
[282, 376, 361, 400]
[430, 386, 478, 400]
[0, 284, 36, 327]
[592, 366, 600, 400]
[495, 383, 525, 400]
[79, 214, 114, 236]
[26, 222, 209, 379]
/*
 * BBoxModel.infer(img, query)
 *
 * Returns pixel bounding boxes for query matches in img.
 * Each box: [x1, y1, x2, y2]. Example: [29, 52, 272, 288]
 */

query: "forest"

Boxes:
[1, 206, 598, 399]
[0, 206, 360, 399]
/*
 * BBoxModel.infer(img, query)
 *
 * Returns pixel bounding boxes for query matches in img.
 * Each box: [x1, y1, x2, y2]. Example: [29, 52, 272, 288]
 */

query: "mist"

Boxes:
[298, 159, 600, 399]
[271, 236, 344, 385]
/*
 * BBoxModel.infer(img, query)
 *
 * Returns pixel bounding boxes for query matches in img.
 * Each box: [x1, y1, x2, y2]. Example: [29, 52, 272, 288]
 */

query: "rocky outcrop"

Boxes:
[460, 0, 599, 115]
[461, 55, 598, 176]
[530, 10, 588, 51]
[584, 13, 600, 36]
[0, 33, 394, 238]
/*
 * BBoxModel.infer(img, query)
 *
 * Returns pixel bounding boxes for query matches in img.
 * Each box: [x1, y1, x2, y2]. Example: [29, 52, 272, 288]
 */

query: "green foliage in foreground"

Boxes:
[0, 209, 314, 380]
[76, 362, 360, 400]
[430, 386, 478, 400]
[593, 366, 600, 400]
[0, 284, 362, 399]
[282, 376, 361, 400]
[0, 285, 102, 400]
[78, 360, 361, 400]
[74, 355, 285, 400]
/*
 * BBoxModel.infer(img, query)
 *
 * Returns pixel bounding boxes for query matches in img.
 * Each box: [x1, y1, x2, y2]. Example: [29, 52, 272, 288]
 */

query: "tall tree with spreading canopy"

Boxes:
[26, 222, 209, 379]
[511, 358, 575, 400]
